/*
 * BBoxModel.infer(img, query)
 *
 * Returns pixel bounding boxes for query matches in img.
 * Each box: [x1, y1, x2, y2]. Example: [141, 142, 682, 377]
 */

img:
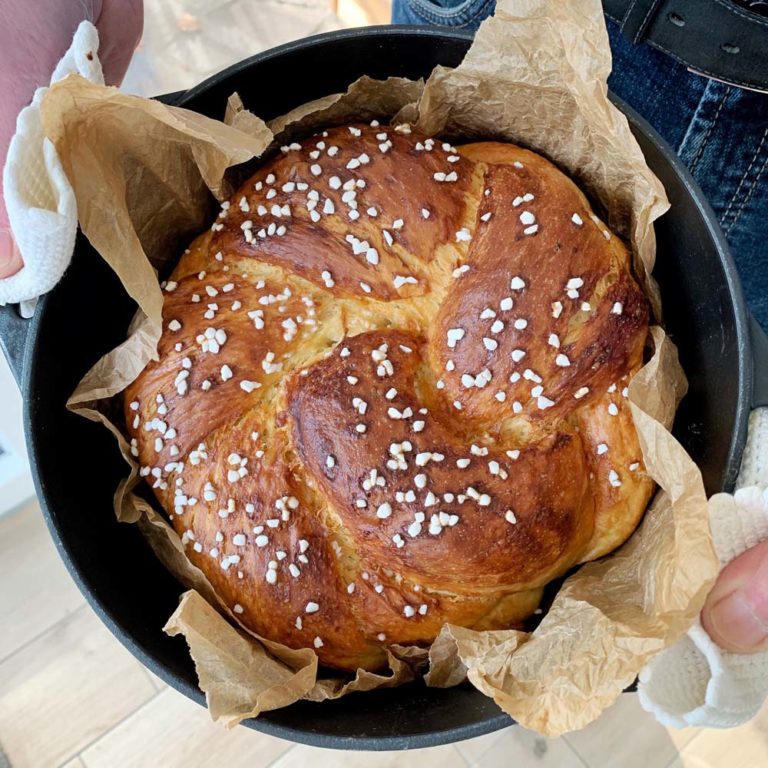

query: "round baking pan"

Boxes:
[2, 26, 768, 751]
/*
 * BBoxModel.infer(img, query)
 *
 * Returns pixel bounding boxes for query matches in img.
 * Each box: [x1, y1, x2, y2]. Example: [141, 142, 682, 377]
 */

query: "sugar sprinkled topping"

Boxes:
[376, 502, 392, 519]
[455, 228, 472, 242]
[446, 328, 465, 348]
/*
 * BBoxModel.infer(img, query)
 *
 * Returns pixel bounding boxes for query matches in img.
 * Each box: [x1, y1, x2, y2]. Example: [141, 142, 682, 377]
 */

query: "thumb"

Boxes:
[701, 539, 768, 653]
[93, 0, 144, 87]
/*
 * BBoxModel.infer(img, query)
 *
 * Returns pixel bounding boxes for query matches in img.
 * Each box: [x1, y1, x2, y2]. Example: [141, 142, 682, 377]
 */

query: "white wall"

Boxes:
[0, 351, 34, 516]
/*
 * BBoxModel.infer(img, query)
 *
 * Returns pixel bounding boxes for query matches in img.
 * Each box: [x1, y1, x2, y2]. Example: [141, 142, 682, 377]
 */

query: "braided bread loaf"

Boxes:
[125, 121, 654, 672]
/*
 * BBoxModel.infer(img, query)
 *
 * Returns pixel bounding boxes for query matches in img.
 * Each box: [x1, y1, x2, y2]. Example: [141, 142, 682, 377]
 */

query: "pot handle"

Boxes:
[751, 315, 768, 409]
[154, 90, 186, 106]
[0, 303, 29, 388]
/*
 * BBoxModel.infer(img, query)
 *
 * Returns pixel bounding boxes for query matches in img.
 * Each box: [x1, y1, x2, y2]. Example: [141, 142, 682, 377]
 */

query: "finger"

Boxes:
[701, 539, 768, 653]
[94, 0, 144, 87]
[0, 1, 96, 254]
[0, 229, 23, 279]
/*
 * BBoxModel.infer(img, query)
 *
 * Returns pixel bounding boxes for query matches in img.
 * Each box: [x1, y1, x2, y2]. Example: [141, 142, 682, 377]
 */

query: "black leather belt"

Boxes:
[603, 0, 768, 92]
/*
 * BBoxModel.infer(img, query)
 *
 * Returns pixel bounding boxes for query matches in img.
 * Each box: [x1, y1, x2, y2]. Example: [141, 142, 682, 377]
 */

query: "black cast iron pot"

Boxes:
[2, 26, 768, 751]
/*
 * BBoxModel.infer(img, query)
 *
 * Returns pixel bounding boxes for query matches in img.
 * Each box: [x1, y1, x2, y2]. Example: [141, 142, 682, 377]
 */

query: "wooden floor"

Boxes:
[4, 0, 768, 765]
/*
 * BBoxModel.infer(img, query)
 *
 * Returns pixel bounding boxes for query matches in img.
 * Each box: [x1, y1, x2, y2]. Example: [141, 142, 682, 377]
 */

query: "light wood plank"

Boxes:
[456, 722, 593, 766]
[672, 698, 768, 767]
[0, 606, 157, 768]
[454, 727, 511, 763]
[60, 758, 87, 768]
[80, 687, 292, 768]
[0, 501, 85, 661]
[270, 741, 467, 768]
[456, 724, 586, 767]
[563, 693, 699, 768]
[122, 0, 343, 98]
[142, 668, 168, 692]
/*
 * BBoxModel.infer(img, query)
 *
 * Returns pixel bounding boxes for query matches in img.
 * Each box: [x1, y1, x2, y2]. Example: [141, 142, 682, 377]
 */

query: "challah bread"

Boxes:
[125, 121, 654, 672]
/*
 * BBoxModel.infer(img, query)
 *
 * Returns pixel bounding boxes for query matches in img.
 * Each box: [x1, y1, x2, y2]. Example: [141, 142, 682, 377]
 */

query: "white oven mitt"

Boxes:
[638, 407, 768, 728]
[0, 20, 103, 317]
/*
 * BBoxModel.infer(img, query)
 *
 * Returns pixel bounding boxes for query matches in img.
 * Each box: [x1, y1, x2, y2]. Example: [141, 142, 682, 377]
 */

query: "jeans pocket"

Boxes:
[392, 0, 496, 30]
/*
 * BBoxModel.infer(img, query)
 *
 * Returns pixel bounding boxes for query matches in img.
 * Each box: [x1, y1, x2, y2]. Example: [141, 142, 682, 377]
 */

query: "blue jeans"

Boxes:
[392, 0, 768, 328]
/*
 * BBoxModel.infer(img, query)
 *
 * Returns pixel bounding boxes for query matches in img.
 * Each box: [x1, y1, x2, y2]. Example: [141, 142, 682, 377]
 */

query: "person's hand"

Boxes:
[0, 0, 143, 279]
[702, 539, 768, 653]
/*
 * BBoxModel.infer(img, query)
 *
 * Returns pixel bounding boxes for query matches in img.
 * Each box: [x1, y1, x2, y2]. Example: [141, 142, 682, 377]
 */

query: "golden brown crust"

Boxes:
[288, 330, 592, 593]
[125, 122, 654, 671]
[574, 368, 654, 562]
[430, 144, 648, 438]
[210, 125, 478, 302]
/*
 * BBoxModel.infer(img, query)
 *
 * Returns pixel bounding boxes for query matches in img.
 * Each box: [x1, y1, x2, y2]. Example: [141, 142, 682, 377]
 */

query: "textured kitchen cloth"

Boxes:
[4, 19, 768, 732]
[0, 21, 103, 316]
[638, 407, 768, 728]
